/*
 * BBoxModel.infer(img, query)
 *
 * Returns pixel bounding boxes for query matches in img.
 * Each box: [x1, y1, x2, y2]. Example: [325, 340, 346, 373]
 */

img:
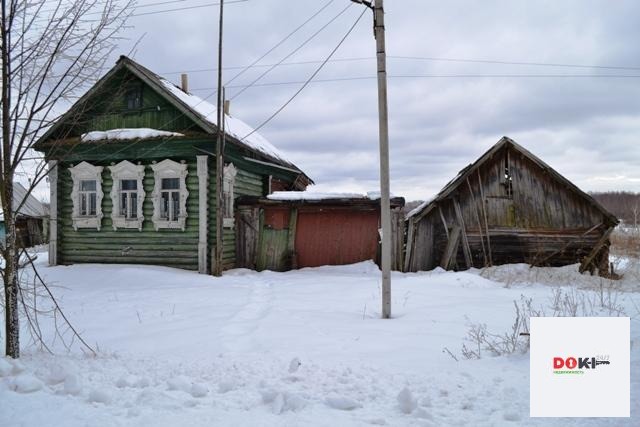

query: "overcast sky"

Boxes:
[86, 0, 640, 201]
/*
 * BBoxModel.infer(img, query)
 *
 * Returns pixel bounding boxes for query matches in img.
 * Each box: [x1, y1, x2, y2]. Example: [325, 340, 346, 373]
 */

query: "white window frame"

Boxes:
[151, 159, 189, 231]
[109, 160, 146, 231]
[223, 163, 237, 228]
[69, 161, 104, 231]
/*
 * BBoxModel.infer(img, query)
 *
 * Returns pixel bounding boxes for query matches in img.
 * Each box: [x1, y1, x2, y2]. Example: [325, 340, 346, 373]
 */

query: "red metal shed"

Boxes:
[235, 194, 405, 271]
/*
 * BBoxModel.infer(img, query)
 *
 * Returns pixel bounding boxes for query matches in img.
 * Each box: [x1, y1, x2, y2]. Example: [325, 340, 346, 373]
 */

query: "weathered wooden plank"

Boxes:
[404, 217, 415, 272]
[453, 198, 472, 269]
[466, 177, 487, 266]
[440, 225, 461, 270]
[579, 226, 614, 274]
[438, 205, 449, 239]
[477, 168, 493, 265]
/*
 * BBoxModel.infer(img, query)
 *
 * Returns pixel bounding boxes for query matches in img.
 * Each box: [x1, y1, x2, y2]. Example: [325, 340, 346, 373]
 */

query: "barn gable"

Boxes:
[405, 137, 618, 275]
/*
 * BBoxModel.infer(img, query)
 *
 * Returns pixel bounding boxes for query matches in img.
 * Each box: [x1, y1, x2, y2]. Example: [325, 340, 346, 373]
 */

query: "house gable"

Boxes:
[41, 67, 206, 143]
[35, 56, 312, 187]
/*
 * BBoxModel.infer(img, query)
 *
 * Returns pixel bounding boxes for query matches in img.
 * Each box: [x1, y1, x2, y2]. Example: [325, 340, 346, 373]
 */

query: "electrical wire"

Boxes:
[159, 55, 640, 76]
[241, 7, 368, 141]
[188, 73, 640, 93]
[223, 0, 335, 87]
[131, 0, 247, 17]
[230, 2, 354, 100]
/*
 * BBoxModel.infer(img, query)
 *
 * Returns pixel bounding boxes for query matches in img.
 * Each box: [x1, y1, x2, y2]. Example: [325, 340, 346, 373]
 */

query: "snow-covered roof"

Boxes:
[267, 191, 369, 201]
[0, 182, 47, 219]
[34, 56, 310, 184]
[160, 80, 287, 163]
[406, 196, 436, 219]
[81, 128, 184, 142]
[267, 191, 399, 202]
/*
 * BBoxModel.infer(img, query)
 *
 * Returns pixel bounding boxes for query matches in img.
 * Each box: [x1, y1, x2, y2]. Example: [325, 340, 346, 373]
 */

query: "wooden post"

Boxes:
[438, 205, 450, 239]
[453, 197, 472, 269]
[287, 208, 298, 269]
[477, 169, 493, 265]
[441, 225, 461, 270]
[466, 177, 487, 266]
[196, 155, 208, 273]
[404, 217, 415, 272]
[48, 160, 58, 266]
[579, 226, 615, 274]
[213, 0, 225, 276]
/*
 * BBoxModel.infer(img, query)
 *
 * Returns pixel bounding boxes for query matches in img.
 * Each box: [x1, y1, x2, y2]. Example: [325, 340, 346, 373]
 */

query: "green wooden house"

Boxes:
[34, 56, 312, 273]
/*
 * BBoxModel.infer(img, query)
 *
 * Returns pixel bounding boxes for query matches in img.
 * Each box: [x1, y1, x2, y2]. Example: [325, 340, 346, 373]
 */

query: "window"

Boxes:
[69, 162, 104, 230]
[79, 180, 97, 216]
[161, 178, 180, 221]
[503, 149, 514, 198]
[223, 163, 237, 227]
[151, 159, 189, 231]
[109, 161, 146, 230]
[120, 180, 138, 218]
[125, 84, 142, 110]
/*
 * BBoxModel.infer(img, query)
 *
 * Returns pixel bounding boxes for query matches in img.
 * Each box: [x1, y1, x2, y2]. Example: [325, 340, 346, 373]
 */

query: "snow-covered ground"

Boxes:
[1, 255, 639, 426]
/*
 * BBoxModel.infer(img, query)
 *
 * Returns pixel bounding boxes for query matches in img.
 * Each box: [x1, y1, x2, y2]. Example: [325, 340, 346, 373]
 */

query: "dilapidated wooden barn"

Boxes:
[236, 193, 405, 272]
[404, 137, 619, 276]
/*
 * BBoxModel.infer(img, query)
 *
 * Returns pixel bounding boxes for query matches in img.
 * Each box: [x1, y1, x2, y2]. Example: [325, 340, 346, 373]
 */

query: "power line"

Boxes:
[223, 0, 335, 87]
[390, 55, 640, 72]
[241, 7, 368, 141]
[160, 56, 372, 75]
[131, 0, 247, 17]
[230, 2, 354, 101]
[159, 55, 640, 76]
[188, 73, 640, 92]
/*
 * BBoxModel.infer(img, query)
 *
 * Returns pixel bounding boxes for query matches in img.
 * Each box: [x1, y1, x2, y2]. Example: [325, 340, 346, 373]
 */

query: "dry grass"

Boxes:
[610, 226, 640, 259]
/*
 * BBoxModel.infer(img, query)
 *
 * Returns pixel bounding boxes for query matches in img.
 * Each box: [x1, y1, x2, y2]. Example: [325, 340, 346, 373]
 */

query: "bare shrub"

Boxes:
[459, 287, 627, 360]
[460, 295, 537, 359]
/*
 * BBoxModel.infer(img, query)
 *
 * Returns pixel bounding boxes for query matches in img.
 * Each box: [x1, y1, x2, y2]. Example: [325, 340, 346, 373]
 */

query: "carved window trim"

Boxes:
[223, 163, 237, 228]
[151, 159, 189, 231]
[69, 161, 104, 231]
[109, 160, 146, 231]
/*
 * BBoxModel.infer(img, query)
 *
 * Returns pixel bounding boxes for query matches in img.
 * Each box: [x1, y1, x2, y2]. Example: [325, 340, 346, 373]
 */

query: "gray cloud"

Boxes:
[96, 0, 640, 202]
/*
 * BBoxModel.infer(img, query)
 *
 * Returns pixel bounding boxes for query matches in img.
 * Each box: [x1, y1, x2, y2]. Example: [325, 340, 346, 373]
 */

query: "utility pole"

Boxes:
[353, 0, 392, 318]
[214, 0, 225, 276]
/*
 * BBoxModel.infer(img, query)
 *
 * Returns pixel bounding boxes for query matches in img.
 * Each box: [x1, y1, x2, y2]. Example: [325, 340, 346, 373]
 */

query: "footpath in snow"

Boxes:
[1, 255, 639, 426]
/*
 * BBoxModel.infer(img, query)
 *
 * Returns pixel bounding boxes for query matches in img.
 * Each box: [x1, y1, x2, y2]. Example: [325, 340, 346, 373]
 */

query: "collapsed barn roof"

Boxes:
[407, 136, 618, 226]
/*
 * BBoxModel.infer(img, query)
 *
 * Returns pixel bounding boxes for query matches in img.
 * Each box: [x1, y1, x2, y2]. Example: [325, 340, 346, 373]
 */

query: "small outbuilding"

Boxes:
[404, 137, 619, 276]
[235, 192, 405, 271]
[0, 183, 48, 248]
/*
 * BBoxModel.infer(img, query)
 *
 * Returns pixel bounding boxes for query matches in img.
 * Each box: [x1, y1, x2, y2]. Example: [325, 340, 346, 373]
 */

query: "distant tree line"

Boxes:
[590, 191, 640, 226]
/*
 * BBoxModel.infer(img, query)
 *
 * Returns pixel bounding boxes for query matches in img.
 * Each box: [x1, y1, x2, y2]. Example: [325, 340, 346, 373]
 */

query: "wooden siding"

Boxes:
[57, 159, 200, 270]
[407, 143, 616, 273]
[50, 69, 198, 139]
[236, 201, 406, 272]
[208, 165, 264, 271]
